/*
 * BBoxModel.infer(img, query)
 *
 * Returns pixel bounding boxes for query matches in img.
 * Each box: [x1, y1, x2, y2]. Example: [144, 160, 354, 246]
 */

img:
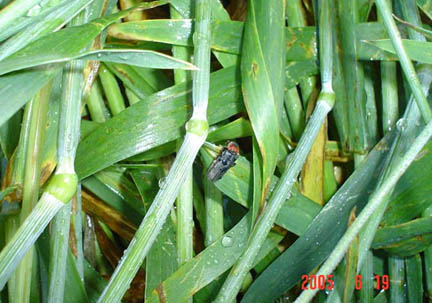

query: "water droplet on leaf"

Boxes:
[221, 236, 233, 247]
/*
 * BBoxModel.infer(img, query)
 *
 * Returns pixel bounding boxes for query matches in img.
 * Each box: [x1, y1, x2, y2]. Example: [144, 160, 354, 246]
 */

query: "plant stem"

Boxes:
[375, 0, 432, 122]
[294, 117, 432, 302]
[0, 194, 65, 290]
[286, 0, 316, 109]
[97, 0, 211, 301]
[357, 0, 432, 270]
[213, 1, 334, 300]
[125, 88, 141, 105]
[47, 202, 72, 303]
[213, 98, 334, 303]
[170, 7, 194, 295]
[388, 256, 406, 303]
[204, 177, 224, 247]
[0, 7, 85, 290]
[86, 80, 110, 123]
[176, 168, 194, 264]
[4, 98, 33, 301]
[358, 250, 374, 303]
[73, 184, 84, 280]
[47, 8, 93, 299]
[284, 87, 305, 141]
[14, 79, 51, 303]
[405, 254, 423, 302]
[379, 0, 398, 135]
[338, 0, 368, 152]
[99, 64, 126, 115]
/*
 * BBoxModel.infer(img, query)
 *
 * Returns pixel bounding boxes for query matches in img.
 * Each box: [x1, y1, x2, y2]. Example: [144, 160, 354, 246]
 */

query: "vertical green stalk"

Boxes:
[380, 0, 399, 135]
[4, 90, 33, 302]
[176, 168, 194, 265]
[97, 0, 211, 301]
[375, 0, 432, 122]
[86, 80, 111, 123]
[47, 7, 89, 301]
[424, 207, 432, 300]
[47, 203, 72, 303]
[170, 5, 193, 84]
[284, 0, 307, 140]
[285, 0, 317, 109]
[388, 256, 406, 303]
[293, 118, 432, 303]
[405, 254, 423, 303]
[14, 82, 51, 303]
[338, 0, 369, 153]
[329, 0, 349, 150]
[170, 7, 194, 302]
[214, 1, 335, 301]
[358, 250, 374, 303]
[204, 177, 224, 247]
[284, 88, 305, 141]
[125, 88, 141, 105]
[99, 64, 126, 115]
[73, 184, 84, 280]
[364, 64, 378, 144]
[0, 7, 83, 290]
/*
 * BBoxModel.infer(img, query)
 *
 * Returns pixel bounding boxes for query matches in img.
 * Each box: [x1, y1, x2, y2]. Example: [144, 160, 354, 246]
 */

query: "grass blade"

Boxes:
[75, 66, 243, 179]
[240, 0, 285, 212]
[96, 0, 212, 300]
[0, 49, 197, 76]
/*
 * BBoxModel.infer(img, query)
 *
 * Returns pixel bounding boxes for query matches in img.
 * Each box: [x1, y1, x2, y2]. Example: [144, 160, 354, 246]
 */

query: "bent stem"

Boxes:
[294, 117, 432, 303]
[97, 0, 212, 301]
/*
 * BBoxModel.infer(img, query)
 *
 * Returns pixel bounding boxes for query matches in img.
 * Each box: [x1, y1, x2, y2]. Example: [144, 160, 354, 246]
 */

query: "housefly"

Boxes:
[207, 141, 240, 182]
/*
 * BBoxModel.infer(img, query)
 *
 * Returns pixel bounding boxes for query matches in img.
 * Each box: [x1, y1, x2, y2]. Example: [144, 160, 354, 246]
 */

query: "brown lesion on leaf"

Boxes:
[107, 25, 138, 40]
[252, 62, 258, 79]
[414, 148, 428, 161]
[82, 190, 137, 241]
[39, 161, 56, 186]
[116, 66, 135, 85]
[156, 284, 168, 303]
[285, 28, 297, 49]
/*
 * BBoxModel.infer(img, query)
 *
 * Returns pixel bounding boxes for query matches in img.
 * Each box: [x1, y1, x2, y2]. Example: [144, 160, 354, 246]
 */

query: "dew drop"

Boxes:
[396, 118, 406, 131]
[158, 177, 167, 189]
[221, 236, 233, 247]
[27, 4, 41, 16]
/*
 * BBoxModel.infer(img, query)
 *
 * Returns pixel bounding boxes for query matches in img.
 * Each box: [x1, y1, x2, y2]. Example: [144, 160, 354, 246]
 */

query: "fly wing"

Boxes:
[207, 158, 229, 182]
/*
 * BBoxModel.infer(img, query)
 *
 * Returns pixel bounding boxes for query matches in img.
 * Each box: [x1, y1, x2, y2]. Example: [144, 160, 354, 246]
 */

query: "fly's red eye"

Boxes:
[227, 142, 239, 154]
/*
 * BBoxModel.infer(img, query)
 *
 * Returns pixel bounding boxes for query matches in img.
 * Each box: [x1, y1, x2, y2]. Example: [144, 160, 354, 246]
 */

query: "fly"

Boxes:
[207, 141, 240, 182]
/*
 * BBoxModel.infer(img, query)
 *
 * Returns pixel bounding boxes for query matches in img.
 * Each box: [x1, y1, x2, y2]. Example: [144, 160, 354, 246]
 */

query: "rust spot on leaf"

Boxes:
[156, 284, 167, 303]
[414, 148, 428, 161]
[252, 62, 258, 79]
[116, 67, 135, 85]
